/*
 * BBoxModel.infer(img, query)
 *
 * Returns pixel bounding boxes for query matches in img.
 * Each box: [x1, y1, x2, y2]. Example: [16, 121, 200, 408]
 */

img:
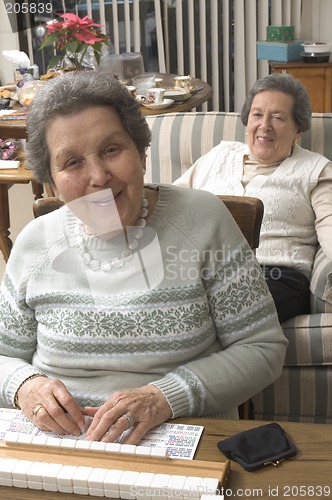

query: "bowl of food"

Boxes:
[301, 42, 331, 53]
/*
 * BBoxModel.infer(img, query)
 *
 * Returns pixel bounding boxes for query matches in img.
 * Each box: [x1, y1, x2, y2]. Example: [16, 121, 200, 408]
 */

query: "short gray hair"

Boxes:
[240, 73, 311, 132]
[26, 70, 151, 184]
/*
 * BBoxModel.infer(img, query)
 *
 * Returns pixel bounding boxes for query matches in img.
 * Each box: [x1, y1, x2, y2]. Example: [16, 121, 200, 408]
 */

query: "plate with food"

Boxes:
[164, 88, 191, 102]
[0, 86, 15, 99]
[0, 85, 18, 109]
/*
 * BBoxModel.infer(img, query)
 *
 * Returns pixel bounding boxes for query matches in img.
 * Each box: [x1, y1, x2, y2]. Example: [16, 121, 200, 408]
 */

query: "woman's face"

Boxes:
[47, 106, 146, 232]
[246, 90, 301, 164]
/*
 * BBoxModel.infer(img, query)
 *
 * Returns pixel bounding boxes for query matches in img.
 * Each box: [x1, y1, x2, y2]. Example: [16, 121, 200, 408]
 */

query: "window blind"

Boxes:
[22, 0, 303, 111]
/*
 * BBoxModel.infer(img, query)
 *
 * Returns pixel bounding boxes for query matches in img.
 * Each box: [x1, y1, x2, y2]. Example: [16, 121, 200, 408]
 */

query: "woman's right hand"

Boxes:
[17, 376, 86, 436]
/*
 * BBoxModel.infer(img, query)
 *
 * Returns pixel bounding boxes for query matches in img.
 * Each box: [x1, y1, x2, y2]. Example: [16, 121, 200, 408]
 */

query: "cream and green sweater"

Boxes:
[0, 185, 287, 419]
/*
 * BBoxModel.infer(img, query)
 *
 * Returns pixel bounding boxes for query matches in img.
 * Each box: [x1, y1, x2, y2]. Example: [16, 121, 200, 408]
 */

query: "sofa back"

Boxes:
[145, 112, 332, 183]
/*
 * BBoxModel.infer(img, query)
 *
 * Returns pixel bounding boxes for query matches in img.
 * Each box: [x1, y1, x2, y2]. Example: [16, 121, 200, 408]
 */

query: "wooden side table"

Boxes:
[270, 60, 332, 112]
[0, 161, 44, 257]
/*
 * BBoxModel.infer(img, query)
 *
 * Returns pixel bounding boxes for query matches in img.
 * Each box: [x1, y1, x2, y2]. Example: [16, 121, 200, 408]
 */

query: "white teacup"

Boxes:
[174, 75, 192, 91]
[146, 87, 166, 105]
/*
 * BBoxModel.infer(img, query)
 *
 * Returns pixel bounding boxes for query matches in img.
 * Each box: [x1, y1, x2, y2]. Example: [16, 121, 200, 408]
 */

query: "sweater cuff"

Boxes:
[150, 375, 191, 418]
[6, 366, 45, 408]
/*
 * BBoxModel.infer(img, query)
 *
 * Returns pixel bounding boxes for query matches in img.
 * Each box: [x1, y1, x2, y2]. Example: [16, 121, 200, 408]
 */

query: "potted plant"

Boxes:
[40, 13, 109, 71]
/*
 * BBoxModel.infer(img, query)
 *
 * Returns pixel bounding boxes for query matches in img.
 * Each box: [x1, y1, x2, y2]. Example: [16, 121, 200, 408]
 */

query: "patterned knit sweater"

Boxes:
[0, 185, 287, 419]
[174, 143, 330, 278]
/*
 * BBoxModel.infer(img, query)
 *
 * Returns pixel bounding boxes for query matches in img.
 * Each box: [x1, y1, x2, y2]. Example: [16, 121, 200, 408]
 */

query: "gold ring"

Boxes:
[123, 414, 135, 428]
[31, 403, 45, 418]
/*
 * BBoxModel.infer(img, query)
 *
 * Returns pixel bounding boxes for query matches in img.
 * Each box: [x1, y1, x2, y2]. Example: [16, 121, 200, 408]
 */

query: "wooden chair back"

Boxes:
[2, 194, 262, 265]
[33, 195, 264, 249]
[0, 232, 10, 263]
[33, 197, 64, 218]
[218, 195, 264, 251]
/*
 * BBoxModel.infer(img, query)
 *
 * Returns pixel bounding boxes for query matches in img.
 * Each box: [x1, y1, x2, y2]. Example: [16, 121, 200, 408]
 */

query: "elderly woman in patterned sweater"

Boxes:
[0, 71, 286, 444]
[174, 73, 332, 324]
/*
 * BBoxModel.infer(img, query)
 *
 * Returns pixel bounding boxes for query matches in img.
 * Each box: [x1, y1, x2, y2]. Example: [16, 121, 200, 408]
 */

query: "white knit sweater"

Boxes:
[174, 143, 330, 278]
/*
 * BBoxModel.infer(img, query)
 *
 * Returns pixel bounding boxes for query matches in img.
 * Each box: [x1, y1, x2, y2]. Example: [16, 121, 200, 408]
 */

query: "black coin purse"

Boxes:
[217, 423, 297, 472]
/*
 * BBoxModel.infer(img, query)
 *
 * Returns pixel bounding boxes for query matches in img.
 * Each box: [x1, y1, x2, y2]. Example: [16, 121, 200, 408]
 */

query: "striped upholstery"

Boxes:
[252, 365, 332, 424]
[145, 111, 332, 423]
[145, 112, 332, 182]
[310, 248, 332, 313]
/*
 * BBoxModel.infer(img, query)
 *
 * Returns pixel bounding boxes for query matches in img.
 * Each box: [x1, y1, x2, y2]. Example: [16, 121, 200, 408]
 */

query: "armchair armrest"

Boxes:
[310, 247, 332, 313]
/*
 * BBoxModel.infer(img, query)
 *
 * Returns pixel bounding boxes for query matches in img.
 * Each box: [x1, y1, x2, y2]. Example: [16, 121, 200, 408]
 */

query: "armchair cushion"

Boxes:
[281, 314, 332, 366]
[252, 366, 332, 423]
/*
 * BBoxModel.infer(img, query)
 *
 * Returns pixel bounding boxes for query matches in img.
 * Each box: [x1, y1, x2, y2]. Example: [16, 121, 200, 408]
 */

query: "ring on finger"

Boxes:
[123, 413, 135, 429]
[31, 403, 46, 418]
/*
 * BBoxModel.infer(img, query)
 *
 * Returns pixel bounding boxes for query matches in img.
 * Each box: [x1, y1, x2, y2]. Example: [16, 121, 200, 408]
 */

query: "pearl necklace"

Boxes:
[73, 191, 149, 272]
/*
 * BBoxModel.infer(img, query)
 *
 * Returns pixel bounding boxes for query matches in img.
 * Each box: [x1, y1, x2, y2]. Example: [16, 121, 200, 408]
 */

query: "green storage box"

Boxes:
[257, 40, 303, 62]
[266, 25, 294, 42]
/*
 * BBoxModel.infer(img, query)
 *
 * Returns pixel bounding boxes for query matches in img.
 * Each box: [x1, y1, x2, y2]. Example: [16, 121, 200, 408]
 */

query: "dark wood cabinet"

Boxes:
[270, 60, 332, 113]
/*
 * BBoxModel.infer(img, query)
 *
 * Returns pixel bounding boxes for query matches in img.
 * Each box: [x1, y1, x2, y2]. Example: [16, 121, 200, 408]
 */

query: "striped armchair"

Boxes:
[145, 112, 332, 424]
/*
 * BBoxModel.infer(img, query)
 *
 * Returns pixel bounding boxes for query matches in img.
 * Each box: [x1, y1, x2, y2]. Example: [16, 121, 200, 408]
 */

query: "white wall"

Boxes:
[0, 3, 20, 85]
[301, 0, 332, 44]
[314, 0, 332, 43]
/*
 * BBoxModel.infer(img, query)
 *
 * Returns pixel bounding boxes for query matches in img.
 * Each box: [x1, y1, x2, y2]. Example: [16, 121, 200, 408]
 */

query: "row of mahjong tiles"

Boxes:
[0, 456, 221, 498]
[0, 432, 226, 498]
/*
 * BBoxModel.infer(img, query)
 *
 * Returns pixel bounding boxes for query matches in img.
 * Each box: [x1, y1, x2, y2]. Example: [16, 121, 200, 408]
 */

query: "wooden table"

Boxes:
[0, 118, 27, 141]
[0, 161, 44, 257]
[0, 74, 212, 141]
[141, 73, 213, 115]
[0, 418, 331, 499]
[191, 418, 332, 499]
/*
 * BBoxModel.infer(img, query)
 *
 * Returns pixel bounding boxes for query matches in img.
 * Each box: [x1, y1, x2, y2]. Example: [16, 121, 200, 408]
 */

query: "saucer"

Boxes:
[142, 98, 174, 110]
[164, 88, 191, 102]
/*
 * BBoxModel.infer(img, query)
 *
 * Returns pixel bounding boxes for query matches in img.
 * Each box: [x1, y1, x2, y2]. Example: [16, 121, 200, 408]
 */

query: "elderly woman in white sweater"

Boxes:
[174, 73, 332, 324]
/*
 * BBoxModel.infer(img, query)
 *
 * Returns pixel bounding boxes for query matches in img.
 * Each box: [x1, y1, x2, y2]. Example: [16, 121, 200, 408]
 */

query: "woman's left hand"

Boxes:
[84, 385, 172, 445]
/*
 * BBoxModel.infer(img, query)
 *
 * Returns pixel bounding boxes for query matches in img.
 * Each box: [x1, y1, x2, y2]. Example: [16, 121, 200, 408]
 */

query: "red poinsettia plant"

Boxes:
[40, 13, 109, 70]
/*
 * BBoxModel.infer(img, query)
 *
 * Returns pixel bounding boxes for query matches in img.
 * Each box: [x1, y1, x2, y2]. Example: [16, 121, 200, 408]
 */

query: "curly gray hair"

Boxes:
[240, 73, 311, 132]
[26, 70, 151, 185]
